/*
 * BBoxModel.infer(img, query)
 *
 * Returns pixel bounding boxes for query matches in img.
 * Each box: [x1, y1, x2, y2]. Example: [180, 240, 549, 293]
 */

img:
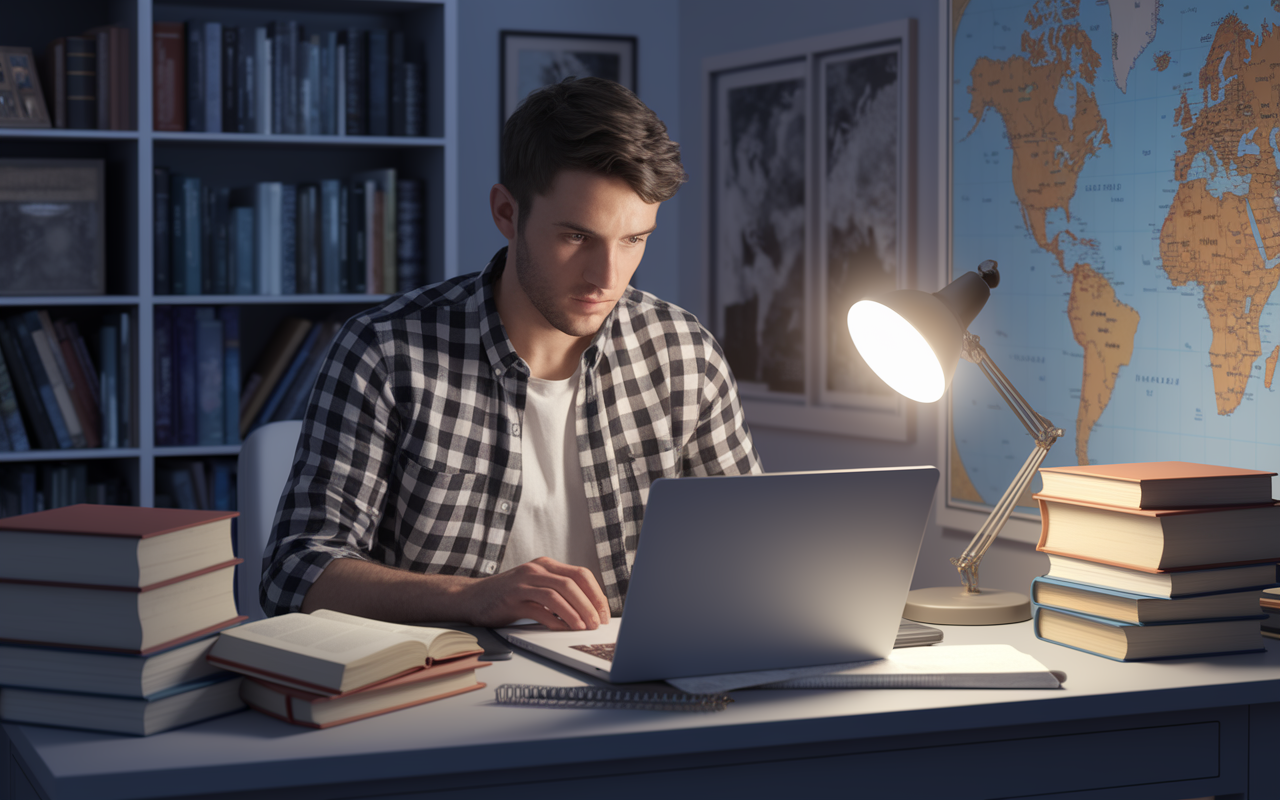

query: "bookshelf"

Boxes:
[1, 0, 458, 511]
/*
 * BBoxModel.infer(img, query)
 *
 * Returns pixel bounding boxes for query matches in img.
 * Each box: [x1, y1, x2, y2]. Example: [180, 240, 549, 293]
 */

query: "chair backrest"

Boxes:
[236, 419, 304, 621]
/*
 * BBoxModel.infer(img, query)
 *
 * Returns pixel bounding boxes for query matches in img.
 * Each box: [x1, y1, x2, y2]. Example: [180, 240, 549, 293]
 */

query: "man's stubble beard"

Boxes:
[515, 230, 607, 339]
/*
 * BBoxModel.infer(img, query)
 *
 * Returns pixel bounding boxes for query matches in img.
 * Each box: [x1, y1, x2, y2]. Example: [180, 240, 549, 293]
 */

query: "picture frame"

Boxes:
[0, 159, 106, 296]
[500, 31, 637, 125]
[704, 20, 916, 440]
[0, 47, 52, 128]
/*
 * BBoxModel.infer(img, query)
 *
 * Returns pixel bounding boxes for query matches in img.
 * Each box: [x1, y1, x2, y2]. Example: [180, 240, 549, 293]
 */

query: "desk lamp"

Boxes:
[846, 260, 1062, 625]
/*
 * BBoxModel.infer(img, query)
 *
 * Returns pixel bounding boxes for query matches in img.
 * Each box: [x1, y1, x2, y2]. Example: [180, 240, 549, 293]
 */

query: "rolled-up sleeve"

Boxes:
[259, 315, 399, 616]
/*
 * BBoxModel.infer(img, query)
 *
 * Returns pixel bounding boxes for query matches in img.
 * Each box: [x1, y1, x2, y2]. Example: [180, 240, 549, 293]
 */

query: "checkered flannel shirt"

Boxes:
[260, 248, 763, 616]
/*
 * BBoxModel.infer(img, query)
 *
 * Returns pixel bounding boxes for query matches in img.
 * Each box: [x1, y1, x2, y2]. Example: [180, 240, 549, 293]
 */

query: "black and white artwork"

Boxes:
[705, 22, 914, 439]
[0, 160, 104, 296]
[819, 45, 904, 406]
[501, 32, 636, 123]
[713, 61, 807, 397]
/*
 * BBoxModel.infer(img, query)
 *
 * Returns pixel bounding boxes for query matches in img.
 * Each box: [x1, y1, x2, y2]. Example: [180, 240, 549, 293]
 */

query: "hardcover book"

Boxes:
[1033, 605, 1265, 662]
[1038, 461, 1275, 509]
[1030, 575, 1267, 624]
[1035, 493, 1280, 571]
[65, 36, 96, 129]
[208, 609, 481, 695]
[1045, 553, 1279, 598]
[152, 22, 185, 131]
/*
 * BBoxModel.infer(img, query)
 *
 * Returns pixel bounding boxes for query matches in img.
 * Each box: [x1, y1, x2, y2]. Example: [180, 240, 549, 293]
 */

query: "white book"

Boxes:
[254, 182, 283, 294]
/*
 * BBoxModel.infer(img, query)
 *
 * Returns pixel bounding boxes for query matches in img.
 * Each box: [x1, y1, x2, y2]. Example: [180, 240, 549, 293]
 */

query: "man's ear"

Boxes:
[490, 184, 518, 241]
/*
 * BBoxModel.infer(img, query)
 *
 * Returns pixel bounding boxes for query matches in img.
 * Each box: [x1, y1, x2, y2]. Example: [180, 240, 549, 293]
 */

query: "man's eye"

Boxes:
[568, 233, 586, 243]
[628, 236, 644, 245]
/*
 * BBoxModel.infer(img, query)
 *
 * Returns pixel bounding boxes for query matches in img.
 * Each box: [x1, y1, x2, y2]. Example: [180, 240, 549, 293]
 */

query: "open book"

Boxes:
[207, 609, 482, 695]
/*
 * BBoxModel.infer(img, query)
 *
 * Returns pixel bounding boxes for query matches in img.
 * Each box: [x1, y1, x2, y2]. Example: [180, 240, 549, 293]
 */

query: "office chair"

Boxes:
[236, 419, 304, 621]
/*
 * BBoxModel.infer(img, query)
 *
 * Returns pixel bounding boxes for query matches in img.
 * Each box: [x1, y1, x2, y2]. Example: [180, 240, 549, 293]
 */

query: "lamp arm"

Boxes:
[950, 332, 1064, 593]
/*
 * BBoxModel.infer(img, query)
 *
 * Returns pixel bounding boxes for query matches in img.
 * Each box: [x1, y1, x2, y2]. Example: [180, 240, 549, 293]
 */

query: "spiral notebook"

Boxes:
[498, 466, 940, 683]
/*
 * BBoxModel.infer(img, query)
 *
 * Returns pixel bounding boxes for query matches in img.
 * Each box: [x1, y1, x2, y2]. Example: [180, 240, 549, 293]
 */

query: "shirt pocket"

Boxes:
[389, 448, 495, 565]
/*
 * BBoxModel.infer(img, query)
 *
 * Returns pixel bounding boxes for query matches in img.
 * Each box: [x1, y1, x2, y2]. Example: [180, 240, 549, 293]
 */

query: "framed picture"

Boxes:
[0, 47, 51, 128]
[0, 160, 105, 296]
[705, 20, 916, 440]
[500, 31, 637, 124]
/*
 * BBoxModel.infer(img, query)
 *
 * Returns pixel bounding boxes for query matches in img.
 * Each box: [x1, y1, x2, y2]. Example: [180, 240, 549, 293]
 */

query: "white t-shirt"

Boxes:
[498, 366, 604, 589]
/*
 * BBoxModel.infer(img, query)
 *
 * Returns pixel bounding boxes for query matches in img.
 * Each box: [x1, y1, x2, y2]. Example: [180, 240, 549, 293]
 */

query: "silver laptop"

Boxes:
[497, 466, 939, 683]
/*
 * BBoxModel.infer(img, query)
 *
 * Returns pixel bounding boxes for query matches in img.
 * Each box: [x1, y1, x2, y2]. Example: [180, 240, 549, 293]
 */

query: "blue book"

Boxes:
[274, 319, 338, 422]
[367, 29, 389, 136]
[174, 308, 198, 446]
[252, 322, 321, 429]
[320, 179, 342, 293]
[8, 316, 71, 449]
[154, 306, 175, 447]
[0, 346, 30, 451]
[231, 206, 255, 295]
[185, 22, 205, 132]
[98, 323, 118, 449]
[219, 307, 240, 444]
[195, 309, 224, 446]
[1030, 575, 1274, 625]
[280, 184, 297, 294]
[212, 460, 234, 511]
[0, 324, 56, 450]
[1033, 605, 1266, 662]
[171, 174, 203, 295]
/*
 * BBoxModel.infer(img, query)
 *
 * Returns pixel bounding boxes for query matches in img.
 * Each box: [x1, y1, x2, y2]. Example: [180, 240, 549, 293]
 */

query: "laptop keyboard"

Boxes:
[571, 643, 617, 662]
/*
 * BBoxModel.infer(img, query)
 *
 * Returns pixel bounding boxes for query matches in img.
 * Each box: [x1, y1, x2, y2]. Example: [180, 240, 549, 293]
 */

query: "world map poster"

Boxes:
[951, 0, 1280, 518]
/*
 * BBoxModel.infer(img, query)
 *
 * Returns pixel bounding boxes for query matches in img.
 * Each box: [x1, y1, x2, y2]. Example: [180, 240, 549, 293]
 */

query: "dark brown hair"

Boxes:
[501, 76, 687, 229]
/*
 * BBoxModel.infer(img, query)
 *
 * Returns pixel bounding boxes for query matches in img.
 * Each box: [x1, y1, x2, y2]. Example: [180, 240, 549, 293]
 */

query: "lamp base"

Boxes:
[903, 585, 1031, 626]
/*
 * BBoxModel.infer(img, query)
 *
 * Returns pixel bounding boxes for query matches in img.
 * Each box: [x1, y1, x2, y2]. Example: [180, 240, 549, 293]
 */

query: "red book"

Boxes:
[1038, 461, 1276, 509]
[153, 21, 185, 131]
[240, 655, 488, 729]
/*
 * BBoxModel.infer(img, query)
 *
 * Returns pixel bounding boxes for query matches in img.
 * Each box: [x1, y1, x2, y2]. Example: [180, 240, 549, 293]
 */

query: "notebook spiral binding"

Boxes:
[494, 684, 733, 712]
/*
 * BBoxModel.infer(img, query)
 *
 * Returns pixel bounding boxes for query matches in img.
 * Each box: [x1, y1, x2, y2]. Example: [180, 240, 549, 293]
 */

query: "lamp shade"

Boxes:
[846, 270, 994, 404]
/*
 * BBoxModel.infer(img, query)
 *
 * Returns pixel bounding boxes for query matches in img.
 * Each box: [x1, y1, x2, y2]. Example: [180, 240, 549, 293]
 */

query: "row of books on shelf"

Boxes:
[1029, 461, 1280, 661]
[0, 310, 131, 452]
[157, 458, 237, 513]
[154, 167, 424, 296]
[40, 25, 132, 130]
[0, 504, 484, 734]
[156, 308, 342, 447]
[154, 21, 423, 136]
[0, 462, 126, 518]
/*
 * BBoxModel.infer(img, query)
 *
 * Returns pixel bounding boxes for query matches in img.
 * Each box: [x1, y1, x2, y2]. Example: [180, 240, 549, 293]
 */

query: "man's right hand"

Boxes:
[459, 556, 611, 631]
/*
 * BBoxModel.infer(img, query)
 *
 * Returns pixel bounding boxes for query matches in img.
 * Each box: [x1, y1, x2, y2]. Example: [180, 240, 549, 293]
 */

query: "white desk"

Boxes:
[5, 621, 1280, 800]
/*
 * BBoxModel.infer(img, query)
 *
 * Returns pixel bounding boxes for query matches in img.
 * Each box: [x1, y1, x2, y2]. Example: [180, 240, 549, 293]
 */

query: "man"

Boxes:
[261, 77, 761, 631]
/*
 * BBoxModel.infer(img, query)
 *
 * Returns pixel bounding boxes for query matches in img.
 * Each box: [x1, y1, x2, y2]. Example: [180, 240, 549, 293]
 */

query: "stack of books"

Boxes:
[1030, 461, 1280, 661]
[0, 504, 248, 735]
[208, 609, 487, 728]
[42, 25, 132, 130]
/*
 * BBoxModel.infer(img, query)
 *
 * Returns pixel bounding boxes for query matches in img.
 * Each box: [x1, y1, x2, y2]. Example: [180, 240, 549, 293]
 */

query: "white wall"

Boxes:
[455, 0, 683, 303]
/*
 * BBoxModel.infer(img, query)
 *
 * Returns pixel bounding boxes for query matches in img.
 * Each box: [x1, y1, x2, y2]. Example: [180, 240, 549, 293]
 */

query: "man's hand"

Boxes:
[460, 557, 611, 631]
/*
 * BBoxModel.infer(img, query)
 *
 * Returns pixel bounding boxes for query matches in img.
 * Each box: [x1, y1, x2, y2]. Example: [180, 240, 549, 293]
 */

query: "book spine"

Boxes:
[170, 173, 186, 294]
[112, 26, 130, 130]
[335, 43, 346, 136]
[367, 30, 389, 137]
[186, 23, 204, 132]
[174, 308, 197, 446]
[94, 30, 109, 130]
[349, 180, 367, 293]
[98, 322, 118, 449]
[219, 307, 240, 444]
[369, 185, 381, 294]
[306, 35, 321, 135]
[154, 306, 174, 447]
[27, 321, 86, 448]
[337, 183, 350, 293]
[232, 206, 255, 295]
[254, 27, 270, 134]
[280, 185, 297, 294]
[154, 167, 171, 294]
[52, 317, 100, 449]
[212, 187, 231, 295]
[321, 32, 337, 135]
[382, 177, 396, 294]
[181, 176, 202, 295]
[0, 402, 13, 451]
[254, 324, 320, 427]
[65, 36, 97, 130]
[390, 32, 405, 136]
[47, 38, 66, 129]
[237, 26, 255, 133]
[0, 324, 57, 450]
[9, 316, 71, 449]
[396, 179, 423, 291]
[118, 312, 131, 447]
[403, 62, 421, 137]
[195, 309, 225, 447]
[200, 185, 215, 295]
[320, 180, 341, 293]
[203, 22, 222, 134]
[152, 25, 184, 131]
[221, 26, 238, 133]
[0, 346, 31, 451]
[343, 29, 365, 136]
[212, 460, 234, 510]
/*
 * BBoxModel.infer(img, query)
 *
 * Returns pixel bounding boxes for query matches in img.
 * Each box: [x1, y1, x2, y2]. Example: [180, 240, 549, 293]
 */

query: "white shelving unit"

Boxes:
[2, 0, 456, 508]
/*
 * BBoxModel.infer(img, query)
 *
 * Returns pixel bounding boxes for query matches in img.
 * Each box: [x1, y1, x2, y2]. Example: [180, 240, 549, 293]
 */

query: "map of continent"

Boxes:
[952, 0, 1280, 521]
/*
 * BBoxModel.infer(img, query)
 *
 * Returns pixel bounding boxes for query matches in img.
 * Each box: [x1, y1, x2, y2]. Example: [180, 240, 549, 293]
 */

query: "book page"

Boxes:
[223, 613, 423, 665]
[311, 609, 474, 656]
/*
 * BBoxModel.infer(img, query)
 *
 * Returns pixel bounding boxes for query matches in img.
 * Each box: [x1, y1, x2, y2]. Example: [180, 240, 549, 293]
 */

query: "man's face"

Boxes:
[512, 170, 660, 339]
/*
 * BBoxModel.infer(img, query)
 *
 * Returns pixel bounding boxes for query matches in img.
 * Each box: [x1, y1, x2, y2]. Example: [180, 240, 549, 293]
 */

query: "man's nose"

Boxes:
[584, 244, 624, 291]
